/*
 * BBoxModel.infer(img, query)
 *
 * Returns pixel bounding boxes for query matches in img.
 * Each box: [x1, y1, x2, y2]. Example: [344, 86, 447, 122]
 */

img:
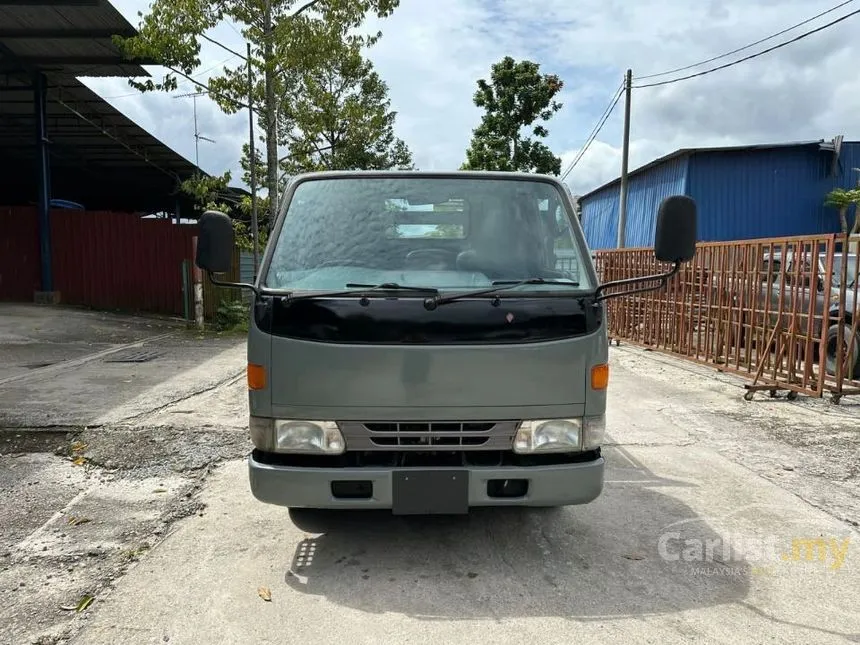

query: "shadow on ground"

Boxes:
[280, 446, 753, 622]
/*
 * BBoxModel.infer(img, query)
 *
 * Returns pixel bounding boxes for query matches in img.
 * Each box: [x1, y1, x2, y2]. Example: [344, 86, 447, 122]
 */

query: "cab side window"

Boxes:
[761, 258, 780, 283]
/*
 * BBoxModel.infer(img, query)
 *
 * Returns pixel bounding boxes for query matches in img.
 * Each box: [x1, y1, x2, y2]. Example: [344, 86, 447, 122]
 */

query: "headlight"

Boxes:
[582, 415, 605, 449]
[248, 417, 345, 454]
[275, 420, 345, 454]
[513, 419, 582, 453]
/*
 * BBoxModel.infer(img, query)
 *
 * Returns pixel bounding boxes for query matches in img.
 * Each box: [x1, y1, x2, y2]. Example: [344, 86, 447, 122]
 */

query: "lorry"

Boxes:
[195, 170, 696, 518]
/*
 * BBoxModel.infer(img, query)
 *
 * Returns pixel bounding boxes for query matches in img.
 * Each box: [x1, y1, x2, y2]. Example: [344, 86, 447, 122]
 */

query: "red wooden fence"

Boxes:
[0, 206, 198, 317]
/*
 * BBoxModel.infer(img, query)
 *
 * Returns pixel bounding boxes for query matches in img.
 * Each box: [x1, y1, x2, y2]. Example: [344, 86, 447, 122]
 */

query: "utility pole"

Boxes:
[247, 42, 260, 276]
[617, 68, 632, 248]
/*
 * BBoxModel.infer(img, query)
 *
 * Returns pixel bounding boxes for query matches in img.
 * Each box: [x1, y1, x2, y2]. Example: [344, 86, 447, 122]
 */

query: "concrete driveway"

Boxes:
[0, 303, 250, 645]
[0, 303, 243, 429]
[58, 345, 859, 645]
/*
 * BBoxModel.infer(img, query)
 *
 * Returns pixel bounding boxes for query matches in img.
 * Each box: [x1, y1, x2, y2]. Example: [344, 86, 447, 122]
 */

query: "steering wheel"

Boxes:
[405, 248, 457, 265]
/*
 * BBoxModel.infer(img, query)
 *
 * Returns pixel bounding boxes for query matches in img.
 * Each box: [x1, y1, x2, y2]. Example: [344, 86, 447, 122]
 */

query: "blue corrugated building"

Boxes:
[578, 139, 860, 249]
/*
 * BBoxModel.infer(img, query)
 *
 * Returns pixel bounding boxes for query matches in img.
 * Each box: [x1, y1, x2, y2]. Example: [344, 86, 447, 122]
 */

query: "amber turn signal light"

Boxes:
[591, 364, 609, 390]
[247, 363, 266, 390]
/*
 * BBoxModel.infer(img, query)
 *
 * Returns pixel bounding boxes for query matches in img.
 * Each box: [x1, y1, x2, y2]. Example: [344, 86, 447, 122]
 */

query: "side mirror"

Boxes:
[196, 210, 234, 274]
[654, 195, 697, 263]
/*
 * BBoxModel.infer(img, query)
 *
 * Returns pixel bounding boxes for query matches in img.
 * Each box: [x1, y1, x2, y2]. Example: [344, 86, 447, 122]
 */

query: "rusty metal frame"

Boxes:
[595, 233, 860, 402]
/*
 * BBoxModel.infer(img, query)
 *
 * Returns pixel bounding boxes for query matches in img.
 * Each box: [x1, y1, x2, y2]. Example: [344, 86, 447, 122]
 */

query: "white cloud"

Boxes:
[80, 0, 860, 196]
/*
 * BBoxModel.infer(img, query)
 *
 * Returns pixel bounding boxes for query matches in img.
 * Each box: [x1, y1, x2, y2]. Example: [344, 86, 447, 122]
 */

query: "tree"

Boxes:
[115, 0, 401, 228]
[460, 56, 564, 175]
[824, 187, 860, 235]
[272, 37, 413, 174]
[180, 171, 266, 250]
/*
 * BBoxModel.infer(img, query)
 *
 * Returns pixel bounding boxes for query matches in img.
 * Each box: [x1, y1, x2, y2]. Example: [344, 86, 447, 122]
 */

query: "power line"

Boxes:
[634, 7, 860, 88]
[561, 82, 624, 181]
[637, 0, 855, 80]
[101, 54, 237, 100]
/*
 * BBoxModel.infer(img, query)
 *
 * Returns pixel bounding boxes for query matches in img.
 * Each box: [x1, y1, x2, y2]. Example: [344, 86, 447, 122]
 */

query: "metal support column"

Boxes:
[34, 72, 54, 293]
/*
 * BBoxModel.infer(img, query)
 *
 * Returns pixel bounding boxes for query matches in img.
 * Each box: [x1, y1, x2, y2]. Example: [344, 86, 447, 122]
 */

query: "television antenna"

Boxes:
[173, 91, 216, 167]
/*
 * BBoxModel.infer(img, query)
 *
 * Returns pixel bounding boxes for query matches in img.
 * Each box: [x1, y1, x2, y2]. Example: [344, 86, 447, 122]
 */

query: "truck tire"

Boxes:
[288, 507, 332, 533]
[825, 323, 860, 379]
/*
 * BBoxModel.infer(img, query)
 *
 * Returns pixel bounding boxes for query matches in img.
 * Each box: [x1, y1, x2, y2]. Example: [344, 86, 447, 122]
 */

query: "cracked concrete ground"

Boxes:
[0, 304, 249, 645]
[3, 303, 859, 644]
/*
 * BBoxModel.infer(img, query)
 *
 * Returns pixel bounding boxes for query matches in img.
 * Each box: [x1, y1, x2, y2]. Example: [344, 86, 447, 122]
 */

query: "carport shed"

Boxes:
[0, 0, 248, 316]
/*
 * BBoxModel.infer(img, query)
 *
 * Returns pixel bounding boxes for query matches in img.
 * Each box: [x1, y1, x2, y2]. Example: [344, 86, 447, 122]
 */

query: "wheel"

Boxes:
[824, 323, 860, 379]
[769, 390, 777, 398]
[787, 391, 798, 401]
[744, 391, 755, 401]
[405, 248, 456, 269]
[288, 507, 334, 533]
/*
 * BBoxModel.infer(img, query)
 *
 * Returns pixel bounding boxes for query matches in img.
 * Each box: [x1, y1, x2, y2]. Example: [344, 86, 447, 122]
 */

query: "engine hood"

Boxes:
[252, 296, 608, 421]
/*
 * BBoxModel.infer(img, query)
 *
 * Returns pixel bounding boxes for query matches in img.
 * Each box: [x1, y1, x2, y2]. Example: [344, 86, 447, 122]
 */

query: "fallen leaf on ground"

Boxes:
[70, 441, 87, 454]
[153, 488, 168, 493]
[257, 587, 272, 601]
[71, 456, 86, 466]
[67, 516, 91, 526]
[77, 595, 94, 612]
[622, 553, 645, 560]
[61, 595, 95, 612]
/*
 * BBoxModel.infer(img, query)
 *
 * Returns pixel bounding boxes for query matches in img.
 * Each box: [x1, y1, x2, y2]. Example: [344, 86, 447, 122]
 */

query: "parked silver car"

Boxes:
[758, 246, 858, 377]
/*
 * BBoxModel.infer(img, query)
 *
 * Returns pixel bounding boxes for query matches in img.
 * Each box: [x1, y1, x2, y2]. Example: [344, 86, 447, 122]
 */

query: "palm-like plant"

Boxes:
[824, 187, 860, 234]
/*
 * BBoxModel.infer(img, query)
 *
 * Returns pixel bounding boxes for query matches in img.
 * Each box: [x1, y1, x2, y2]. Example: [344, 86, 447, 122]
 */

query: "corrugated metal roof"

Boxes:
[687, 144, 856, 241]
[0, 1, 250, 213]
[579, 139, 860, 248]
[0, 0, 149, 77]
[578, 140, 832, 201]
[0, 74, 203, 211]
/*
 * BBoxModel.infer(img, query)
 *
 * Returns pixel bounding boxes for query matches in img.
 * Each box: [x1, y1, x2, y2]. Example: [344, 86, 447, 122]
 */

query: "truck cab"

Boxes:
[196, 170, 696, 516]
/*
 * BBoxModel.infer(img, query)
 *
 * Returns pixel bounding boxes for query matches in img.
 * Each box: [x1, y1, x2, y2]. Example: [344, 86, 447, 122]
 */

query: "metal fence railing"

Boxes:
[594, 234, 860, 403]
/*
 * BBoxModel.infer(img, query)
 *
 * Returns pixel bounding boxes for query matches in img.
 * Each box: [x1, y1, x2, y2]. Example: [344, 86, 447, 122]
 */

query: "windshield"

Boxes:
[820, 253, 858, 287]
[263, 176, 592, 293]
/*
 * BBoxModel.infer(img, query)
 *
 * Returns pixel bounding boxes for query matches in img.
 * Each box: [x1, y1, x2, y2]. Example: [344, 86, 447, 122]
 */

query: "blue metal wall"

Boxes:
[579, 141, 860, 250]
[580, 155, 689, 249]
[687, 143, 858, 241]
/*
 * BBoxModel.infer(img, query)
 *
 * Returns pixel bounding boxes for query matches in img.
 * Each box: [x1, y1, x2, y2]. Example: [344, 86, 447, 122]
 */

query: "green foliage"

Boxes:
[180, 171, 269, 251]
[461, 56, 564, 175]
[180, 171, 233, 212]
[116, 0, 403, 225]
[214, 299, 249, 332]
[279, 36, 413, 173]
[824, 187, 860, 234]
[232, 218, 269, 251]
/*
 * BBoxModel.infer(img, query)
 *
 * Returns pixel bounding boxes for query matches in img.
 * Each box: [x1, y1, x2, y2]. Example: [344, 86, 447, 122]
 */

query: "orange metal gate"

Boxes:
[595, 234, 860, 402]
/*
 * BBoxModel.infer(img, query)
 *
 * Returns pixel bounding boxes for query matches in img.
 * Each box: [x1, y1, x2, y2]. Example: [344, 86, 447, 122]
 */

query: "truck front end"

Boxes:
[243, 171, 607, 514]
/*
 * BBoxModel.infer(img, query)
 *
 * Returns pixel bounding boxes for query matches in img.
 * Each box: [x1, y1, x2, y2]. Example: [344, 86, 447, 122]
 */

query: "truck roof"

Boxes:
[285, 169, 566, 184]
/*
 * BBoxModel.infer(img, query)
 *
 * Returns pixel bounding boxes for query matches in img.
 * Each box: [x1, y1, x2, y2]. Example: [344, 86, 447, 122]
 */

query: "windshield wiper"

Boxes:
[275, 282, 439, 303]
[423, 278, 580, 310]
[345, 282, 439, 293]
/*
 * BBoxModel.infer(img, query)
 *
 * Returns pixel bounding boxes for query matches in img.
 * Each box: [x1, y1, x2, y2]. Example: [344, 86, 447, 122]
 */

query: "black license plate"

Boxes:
[392, 470, 469, 515]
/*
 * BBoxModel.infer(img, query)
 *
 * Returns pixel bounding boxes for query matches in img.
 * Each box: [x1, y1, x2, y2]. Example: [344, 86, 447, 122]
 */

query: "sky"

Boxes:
[82, 0, 860, 198]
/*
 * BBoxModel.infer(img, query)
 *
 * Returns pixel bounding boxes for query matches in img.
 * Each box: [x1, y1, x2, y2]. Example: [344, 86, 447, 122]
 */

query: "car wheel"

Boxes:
[825, 323, 860, 379]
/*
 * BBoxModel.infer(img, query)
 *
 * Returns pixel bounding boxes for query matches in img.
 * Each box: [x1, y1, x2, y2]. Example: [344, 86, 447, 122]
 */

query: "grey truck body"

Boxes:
[193, 170, 695, 515]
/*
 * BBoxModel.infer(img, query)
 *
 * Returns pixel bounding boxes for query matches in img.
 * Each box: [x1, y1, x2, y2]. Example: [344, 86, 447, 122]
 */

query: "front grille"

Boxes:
[338, 421, 518, 452]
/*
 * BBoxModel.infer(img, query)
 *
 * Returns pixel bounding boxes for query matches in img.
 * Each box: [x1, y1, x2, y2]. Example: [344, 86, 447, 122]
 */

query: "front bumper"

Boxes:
[248, 450, 604, 510]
